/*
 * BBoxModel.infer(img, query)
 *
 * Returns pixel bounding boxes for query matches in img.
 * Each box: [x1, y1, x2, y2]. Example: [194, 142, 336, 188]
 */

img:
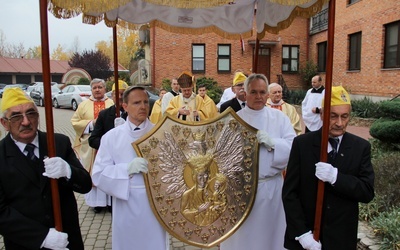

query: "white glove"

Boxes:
[127, 158, 148, 177]
[42, 228, 69, 250]
[296, 231, 321, 250]
[43, 157, 72, 179]
[114, 117, 125, 127]
[256, 130, 275, 151]
[315, 162, 338, 184]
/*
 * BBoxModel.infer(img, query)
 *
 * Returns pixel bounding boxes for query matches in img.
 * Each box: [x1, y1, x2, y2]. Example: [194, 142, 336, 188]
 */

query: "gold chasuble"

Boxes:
[71, 97, 114, 173]
[166, 93, 207, 122]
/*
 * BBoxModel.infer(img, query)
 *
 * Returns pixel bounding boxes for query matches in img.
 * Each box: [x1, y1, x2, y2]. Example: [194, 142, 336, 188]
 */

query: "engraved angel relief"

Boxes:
[136, 114, 258, 248]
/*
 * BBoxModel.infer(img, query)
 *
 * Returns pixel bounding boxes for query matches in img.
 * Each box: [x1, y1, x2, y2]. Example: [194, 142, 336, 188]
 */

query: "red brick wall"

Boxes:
[151, 1, 400, 98]
[309, 0, 400, 98]
[151, 18, 308, 91]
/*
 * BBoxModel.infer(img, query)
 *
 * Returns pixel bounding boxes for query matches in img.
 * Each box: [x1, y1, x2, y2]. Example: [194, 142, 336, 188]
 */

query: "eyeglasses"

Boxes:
[3, 111, 39, 123]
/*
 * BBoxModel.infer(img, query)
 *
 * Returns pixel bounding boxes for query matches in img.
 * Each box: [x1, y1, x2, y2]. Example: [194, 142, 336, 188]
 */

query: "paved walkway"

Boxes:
[0, 106, 377, 249]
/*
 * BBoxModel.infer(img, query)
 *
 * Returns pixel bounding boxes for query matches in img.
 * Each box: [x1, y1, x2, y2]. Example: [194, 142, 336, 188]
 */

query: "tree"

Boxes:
[95, 26, 139, 70]
[69, 50, 112, 80]
[51, 44, 71, 60]
[25, 46, 42, 59]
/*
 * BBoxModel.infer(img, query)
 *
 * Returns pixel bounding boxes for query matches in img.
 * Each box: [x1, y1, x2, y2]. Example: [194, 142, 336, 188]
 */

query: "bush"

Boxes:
[299, 60, 318, 87]
[77, 77, 90, 85]
[370, 207, 400, 250]
[379, 99, 400, 119]
[351, 97, 382, 118]
[370, 118, 400, 144]
[285, 89, 307, 105]
[359, 195, 387, 222]
[196, 77, 222, 104]
[371, 152, 400, 208]
[161, 78, 172, 91]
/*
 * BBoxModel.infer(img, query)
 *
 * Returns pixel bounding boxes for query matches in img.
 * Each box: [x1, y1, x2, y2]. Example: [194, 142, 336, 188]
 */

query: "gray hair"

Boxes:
[90, 78, 106, 88]
[268, 82, 282, 92]
[244, 73, 269, 93]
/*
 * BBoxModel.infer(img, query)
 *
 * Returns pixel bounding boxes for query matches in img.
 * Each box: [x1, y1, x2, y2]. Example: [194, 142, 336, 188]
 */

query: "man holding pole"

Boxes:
[282, 86, 374, 249]
[0, 88, 92, 249]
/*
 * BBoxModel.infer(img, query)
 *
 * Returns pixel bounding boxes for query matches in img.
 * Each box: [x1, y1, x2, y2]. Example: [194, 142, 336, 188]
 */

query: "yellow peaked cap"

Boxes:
[1, 87, 34, 112]
[112, 80, 129, 91]
[232, 72, 247, 86]
[322, 86, 351, 107]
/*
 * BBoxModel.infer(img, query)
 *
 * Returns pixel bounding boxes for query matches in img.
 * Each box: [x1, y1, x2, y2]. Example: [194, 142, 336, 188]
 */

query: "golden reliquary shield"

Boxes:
[132, 108, 259, 248]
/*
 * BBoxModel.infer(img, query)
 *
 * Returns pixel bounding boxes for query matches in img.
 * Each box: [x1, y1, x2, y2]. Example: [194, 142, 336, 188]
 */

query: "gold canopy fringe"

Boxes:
[151, 20, 253, 40]
[142, 0, 230, 9]
[48, 2, 83, 19]
[50, 0, 131, 13]
[257, 0, 329, 38]
[82, 14, 105, 25]
[267, 0, 319, 6]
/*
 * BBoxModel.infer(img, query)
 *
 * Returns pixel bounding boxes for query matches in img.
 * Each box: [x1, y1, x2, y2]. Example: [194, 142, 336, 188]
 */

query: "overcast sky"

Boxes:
[0, 0, 112, 53]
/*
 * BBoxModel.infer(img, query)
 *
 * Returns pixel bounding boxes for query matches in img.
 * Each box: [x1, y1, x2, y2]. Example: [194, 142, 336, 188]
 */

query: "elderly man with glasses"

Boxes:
[0, 87, 92, 250]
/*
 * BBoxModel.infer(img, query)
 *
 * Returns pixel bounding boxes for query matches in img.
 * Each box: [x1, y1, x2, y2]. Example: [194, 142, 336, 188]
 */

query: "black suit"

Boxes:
[282, 129, 374, 250]
[219, 98, 243, 113]
[89, 105, 123, 150]
[0, 131, 92, 250]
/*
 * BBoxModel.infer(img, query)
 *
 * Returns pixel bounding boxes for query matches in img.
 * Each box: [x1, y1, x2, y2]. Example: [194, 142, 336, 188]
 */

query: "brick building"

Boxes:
[149, 0, 400, 100]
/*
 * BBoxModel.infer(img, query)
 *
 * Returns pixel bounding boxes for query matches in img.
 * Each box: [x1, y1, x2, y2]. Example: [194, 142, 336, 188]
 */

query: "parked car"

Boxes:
[0, 83, 7, 98]
[105, 86, 159, 115]
[1, 84, 28, 98]
[30, 85, 61, 107]
[52, 85, 92, 111]
[25, 85, 35, 96]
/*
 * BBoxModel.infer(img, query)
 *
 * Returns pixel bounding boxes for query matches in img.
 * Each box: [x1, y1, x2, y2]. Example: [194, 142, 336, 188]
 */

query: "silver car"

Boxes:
[52, 85, 92, 111]
[30, 85, 61, 107]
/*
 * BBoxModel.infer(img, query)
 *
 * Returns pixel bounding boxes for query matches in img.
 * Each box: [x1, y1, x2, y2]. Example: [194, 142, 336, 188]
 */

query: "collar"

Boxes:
[13, 133, 39, 153]
[89, 95, 108, 102]
[267, 99, 284, 106]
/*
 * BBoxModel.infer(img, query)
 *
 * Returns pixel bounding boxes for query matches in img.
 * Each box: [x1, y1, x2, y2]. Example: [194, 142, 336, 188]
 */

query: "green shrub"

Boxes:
[161, 78, 171, 91]
[77, 77, 90, 85]
[371, 152, 400, 208]
[359, 195, 387, 222]
[370, 208, 400, 250]
[285, 89, 307, 105]
[196, 77, 222, 104]
[379, 99, 400, 119]
[299, 60, 318, 87]
[351, 97, 382, 118]
[370, 119, 400, 144]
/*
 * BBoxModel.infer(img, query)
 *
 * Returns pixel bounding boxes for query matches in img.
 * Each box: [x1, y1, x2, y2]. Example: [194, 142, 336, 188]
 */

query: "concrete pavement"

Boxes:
[0, 106, 376, 249]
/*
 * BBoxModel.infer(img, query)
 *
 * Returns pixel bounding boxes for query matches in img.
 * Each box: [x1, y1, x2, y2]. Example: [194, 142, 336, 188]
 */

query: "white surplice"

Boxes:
[92, 119, 168, 250]
[220, 106, 296, 250]
[301, 88, 325, 131]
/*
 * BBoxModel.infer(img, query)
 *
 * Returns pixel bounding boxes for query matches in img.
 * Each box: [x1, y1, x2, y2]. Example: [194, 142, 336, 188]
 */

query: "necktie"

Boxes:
[241, 102, 246, 108]
[328, 137, 339, 159]
[25, 143, 39, 161]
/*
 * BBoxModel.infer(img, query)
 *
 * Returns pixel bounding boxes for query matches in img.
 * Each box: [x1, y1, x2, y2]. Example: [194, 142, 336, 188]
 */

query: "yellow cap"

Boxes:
[322, 86, 351, 107]
[112, 80, 129, 91]
[232, 72, 247, 86]
[1, 87, 34, 112]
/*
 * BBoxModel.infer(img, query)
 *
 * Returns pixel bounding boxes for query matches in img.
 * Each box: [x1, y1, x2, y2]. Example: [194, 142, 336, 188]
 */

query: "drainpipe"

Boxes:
[152, 25, 156, 88]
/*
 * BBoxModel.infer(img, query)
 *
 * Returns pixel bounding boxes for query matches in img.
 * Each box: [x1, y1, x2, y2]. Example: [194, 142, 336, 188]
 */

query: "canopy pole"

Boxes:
[39, 0, 62, 231]
[313, 0, 336, 241]
[113, 26, 120, 117]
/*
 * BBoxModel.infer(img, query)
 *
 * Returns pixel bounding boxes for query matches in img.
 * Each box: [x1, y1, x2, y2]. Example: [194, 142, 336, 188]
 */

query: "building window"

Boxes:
[217, 44, 231, 73]
[192, 44, 205, 73]
[317, 42, 327, 72]
[348, 0, 360, 4]
[349, 32, 361, 71]
[384, 21, 400, 68]
[282, 45, 299, 72]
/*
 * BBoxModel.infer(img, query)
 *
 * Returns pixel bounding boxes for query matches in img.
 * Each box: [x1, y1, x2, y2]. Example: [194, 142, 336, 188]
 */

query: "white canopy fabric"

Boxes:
[49, 0, 329, 39]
